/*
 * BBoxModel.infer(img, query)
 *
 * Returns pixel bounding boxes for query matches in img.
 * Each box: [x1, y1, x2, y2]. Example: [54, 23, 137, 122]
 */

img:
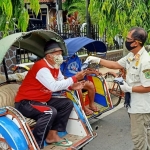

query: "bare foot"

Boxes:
[46, 136, 62, 144]
[46, 130, 62, 144]
[89, 104, 100, 112]
[84, 106, 93, 116]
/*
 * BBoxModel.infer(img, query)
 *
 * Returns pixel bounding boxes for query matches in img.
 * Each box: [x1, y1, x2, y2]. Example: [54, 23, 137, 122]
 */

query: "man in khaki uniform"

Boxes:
[85, 27, 150, 150]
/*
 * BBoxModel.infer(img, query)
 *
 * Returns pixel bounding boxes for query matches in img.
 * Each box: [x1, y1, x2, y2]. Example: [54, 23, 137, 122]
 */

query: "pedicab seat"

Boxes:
[0, 83, 36, 127]
[0, 72, 28, 83]
[0, 74, 6, 83]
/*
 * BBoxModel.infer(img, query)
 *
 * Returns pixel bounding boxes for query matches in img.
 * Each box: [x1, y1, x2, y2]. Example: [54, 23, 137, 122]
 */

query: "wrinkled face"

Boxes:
[47, 50, 63, 68]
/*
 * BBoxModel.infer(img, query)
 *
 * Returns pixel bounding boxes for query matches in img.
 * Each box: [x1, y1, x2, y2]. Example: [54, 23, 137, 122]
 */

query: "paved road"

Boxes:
[83, 104, 134, 150]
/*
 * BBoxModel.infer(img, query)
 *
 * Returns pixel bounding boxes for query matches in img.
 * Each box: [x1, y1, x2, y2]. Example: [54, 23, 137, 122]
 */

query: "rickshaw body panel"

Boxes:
[0, 115, 28, 149]
[0, 85, 96, 150]
[83, 75, 114, 118]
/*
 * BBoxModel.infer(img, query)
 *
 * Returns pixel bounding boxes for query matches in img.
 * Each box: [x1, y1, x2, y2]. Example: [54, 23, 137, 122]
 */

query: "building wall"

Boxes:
[26, 4, 49, 27]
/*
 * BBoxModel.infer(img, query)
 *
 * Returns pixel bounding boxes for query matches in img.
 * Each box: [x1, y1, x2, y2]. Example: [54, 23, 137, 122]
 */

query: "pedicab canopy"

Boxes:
[64, 37, 107, 57]
[0, 30, 68, 64]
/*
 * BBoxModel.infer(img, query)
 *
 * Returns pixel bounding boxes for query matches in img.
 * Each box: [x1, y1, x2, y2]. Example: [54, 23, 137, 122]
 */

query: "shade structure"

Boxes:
[0, 30, 67, 64]
[64, 37, 107, 57]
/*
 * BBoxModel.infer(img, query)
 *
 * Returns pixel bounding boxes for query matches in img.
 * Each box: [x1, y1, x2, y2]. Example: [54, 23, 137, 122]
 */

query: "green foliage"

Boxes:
[63, 0, 86, 23]
[63, 0, 100, 24]
[63, 0, 79, 10]
[89, 0, 150, 45]
[0, 0, 40, 36]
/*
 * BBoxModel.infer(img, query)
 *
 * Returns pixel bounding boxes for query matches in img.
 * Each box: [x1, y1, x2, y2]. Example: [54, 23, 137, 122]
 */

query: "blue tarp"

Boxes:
[64, 37, 107, 57]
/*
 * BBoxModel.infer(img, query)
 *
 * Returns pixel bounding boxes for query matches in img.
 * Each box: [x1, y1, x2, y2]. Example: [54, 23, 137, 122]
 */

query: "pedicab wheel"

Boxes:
[104, 72, 122, 107]
[0, 138, 12, 150]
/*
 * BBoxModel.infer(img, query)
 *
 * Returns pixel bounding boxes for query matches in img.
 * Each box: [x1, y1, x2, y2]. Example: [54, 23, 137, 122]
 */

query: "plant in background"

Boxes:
[50, 10, 81, 36]
[66, 11, 81, 36]
[89, 0, 150, 45]
[0, 0, 40, 36]
[63, 0, 100, 38]
[63, 0, 86, 24]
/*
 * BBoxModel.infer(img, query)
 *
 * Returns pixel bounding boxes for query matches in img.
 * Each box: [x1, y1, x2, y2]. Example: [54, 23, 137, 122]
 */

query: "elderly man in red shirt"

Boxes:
[15, 40, 86, 149]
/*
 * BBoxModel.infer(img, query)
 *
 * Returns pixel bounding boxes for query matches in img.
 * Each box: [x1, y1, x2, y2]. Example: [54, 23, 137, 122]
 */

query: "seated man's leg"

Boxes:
[46, 98, 73, 143]
[83, 81, 99, 112]
[15, 100, 57, 149]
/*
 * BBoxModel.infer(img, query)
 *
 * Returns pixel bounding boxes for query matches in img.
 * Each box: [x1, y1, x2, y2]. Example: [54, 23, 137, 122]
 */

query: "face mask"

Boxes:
[125, 40, 137, 51]
[52, 54, 63, 69]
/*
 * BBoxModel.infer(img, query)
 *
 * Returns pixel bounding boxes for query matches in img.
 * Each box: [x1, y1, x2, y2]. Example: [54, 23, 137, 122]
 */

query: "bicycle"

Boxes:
[103, 68, 125, 107]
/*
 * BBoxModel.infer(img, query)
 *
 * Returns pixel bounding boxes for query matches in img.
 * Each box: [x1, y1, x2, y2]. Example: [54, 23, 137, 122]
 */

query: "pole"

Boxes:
[56, 0, 63, 33]
[86, 0, 91, 38]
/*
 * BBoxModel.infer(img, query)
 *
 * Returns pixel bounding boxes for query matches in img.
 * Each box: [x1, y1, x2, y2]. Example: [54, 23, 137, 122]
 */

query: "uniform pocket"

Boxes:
[130, 70, 140, 82]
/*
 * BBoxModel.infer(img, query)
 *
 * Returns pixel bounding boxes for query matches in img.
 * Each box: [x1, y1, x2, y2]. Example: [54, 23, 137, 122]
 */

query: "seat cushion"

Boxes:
[0, 83, 36, 127]
[25, 117, 36, 127]
[0, 84, 20, 107]
[0, 74, 6, 83]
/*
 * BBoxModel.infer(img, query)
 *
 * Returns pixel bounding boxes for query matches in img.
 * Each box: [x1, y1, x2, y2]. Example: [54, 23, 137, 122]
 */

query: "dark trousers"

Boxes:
[15, 98, 73, 149]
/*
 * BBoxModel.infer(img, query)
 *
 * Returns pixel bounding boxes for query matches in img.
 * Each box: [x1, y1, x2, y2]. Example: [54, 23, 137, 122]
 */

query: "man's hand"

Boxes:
[86, 56, 101, 64]
[86, 68, 102, 76]
[71, 80, 85, 90]
[120, 81, 132, 93]
[75, 70, 86, 81]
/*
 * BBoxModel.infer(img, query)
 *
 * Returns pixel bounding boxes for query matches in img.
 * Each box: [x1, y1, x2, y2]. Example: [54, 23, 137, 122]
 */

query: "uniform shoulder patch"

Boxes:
[143, 69, 150, 79]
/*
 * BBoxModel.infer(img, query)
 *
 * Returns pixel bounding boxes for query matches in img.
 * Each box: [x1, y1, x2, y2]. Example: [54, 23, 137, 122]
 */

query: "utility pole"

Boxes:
[86, 0, 91, 38]
[56, 0, 63, 33]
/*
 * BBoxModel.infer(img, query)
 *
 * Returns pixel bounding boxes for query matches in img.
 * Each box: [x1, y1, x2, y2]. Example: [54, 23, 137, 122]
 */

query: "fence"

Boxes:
[14, 23, 124, 64]
[48, 24, 123, 51]
[0, 23, 124, 73]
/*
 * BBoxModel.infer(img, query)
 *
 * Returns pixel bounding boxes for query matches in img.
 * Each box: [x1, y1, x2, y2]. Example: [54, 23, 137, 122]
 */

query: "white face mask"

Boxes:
[52, 54, 63, 69]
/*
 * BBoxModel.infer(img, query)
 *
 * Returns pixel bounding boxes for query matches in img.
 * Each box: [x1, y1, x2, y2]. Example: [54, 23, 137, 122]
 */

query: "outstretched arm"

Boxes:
[86, 56, 123, 69]
[86, 68, 102, 76]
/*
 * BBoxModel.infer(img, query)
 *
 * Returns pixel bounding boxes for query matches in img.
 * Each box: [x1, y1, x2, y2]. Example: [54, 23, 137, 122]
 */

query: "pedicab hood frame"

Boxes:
[0, 30, 68, 64]
[64, 37, 107, 57]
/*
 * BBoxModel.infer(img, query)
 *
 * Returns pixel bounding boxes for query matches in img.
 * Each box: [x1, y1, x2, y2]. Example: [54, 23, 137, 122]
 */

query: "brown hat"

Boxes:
[44, 40, 62, 55]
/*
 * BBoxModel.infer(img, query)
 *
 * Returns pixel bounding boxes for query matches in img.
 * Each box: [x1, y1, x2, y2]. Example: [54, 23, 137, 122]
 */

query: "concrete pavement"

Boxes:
[84, 106, 133, 150]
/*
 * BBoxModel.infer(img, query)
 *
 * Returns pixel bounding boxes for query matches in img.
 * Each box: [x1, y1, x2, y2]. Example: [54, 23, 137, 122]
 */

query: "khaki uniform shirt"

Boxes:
[118, 47, 150, 113]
